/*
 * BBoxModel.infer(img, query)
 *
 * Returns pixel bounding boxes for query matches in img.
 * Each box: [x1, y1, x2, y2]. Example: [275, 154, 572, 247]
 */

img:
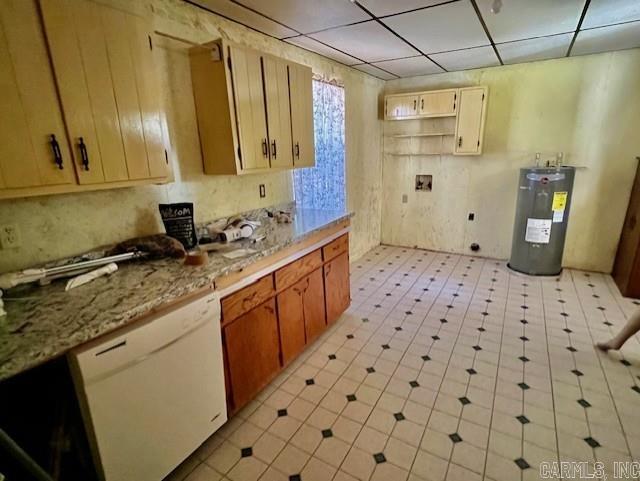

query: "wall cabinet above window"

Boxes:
[189, 40, 315, 175]
[384, 86, 488, 156]
[0, 0, 171, 200]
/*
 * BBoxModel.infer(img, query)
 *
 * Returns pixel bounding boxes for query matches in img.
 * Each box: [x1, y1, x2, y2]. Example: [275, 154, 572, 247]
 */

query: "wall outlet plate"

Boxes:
[0, 224, 21, 249]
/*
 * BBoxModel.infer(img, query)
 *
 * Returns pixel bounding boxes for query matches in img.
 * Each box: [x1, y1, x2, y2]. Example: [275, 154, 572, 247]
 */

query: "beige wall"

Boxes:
[0, 0, 383, 273]
[382, 49, 640, 273]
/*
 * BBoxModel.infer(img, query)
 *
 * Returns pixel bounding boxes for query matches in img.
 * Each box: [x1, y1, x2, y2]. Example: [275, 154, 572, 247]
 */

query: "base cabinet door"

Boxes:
[303, 268, 326, 342]
[324, 252, 350, 325]
[277, 268, 327, 364]
[223, 299, 280, 411]
[276, 280, 307, 365]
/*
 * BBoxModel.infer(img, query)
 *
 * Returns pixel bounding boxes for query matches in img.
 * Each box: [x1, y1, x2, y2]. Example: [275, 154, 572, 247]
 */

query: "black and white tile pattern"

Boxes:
[166, 246, 640, 481]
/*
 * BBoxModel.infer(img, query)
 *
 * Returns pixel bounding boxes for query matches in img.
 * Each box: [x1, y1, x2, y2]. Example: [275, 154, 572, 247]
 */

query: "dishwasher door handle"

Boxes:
[84, 318, 210, 385]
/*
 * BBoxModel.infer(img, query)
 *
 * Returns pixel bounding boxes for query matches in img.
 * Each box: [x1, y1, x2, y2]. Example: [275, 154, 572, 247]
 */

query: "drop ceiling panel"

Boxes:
[191, 0, 298, 38]
[382, 1, 488, 54]
[476, 0, 584, 43]
[498, 33, 573, 65]
[582, 0, 640, 29]
[357, 0, 449, 18]
[284, 36, 362, 65]
[430, 45, 500, 71]
[235, 0, 369, 34]
[352, 63, 398, 80]
[572, 21, 640, 56]
[310, 21, 419, 62]
[372, 56, 444, 77]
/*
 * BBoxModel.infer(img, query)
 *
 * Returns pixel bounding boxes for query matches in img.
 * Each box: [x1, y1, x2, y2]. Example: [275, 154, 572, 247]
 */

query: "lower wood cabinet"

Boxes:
[222, 298, 280, 411]
[276, 268, 326, 365]
[325, 252, 351, 325]
[221, 233, 351, 413]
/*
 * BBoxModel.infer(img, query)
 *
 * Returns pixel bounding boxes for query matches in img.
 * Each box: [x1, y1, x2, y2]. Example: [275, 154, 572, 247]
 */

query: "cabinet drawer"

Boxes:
[221, 275, 274, 323]
[275, 249, 322, 291]
[322, 235, 349, 262]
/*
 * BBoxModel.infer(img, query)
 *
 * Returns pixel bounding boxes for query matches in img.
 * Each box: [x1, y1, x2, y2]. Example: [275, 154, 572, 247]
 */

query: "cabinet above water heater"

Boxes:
[383, 86, 488, 156]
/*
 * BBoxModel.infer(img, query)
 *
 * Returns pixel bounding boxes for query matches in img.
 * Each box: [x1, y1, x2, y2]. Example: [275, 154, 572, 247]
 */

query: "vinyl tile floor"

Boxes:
[165, 246, 640, 481]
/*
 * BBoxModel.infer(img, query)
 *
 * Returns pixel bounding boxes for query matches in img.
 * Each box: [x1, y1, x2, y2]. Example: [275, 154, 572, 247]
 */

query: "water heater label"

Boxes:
[552, 192, 568, 223]
[525, 218, 552, 244]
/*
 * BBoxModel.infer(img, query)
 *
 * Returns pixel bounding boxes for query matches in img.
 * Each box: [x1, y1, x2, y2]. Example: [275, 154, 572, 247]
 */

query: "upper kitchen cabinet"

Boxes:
[419, 89, 457, 117]
[288, 62, 315, 168]
[189, 40, 315, 175]
[454, 87, 488, 156]
[0, 0, 171, 200]
[40, 0, 169, 183]
[383, 86, 488, 155]
[384, 94, 419, 120]
[0, 0, 75, 191]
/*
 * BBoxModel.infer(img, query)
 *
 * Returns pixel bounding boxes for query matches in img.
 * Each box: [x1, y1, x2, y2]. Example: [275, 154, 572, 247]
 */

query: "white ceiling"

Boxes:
[189, 0, 640, 80]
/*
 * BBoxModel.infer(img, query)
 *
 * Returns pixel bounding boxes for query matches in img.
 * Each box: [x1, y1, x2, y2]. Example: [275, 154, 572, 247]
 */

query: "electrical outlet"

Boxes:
[402, 194, 408, 203]
[259, 184, 266, 198]
[0, 224, 21, 249]
[468, 213, 475, 221]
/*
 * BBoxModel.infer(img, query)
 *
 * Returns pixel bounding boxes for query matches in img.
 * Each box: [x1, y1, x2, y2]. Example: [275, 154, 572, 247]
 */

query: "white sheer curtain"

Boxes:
[293, 79, 345, 211]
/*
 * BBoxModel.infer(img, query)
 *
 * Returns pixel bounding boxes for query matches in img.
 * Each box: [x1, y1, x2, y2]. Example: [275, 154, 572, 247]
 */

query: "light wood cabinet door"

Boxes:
[40, 0, 166, 183]
[454, 87, 488, 155]
[0, 0, 75, 190]
[229, 44, 270, 172]
[324, 252, 350, 325]
[419, 90, 457, 116]
[223, 299, 281, 411]
[288, 63, 315, 168]
[385, 94, 418, 120]
[263, 56, 293, 168]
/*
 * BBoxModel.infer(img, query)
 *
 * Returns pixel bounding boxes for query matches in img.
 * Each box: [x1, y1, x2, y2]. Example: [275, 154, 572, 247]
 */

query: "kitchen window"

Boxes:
[293, 79, 345, 211]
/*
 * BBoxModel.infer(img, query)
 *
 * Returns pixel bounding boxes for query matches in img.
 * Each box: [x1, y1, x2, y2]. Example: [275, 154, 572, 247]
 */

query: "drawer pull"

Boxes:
[78, 137, 90, 171]
[50, 134, 63, 169]
[262, 139, 268, 158]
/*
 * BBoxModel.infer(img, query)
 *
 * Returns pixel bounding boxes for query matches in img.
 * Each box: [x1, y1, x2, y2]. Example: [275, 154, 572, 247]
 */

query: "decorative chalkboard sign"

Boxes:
[158, 203, 197, 249]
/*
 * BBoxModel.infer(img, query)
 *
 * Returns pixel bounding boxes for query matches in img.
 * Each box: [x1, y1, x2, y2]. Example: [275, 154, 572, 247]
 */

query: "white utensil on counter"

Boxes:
[0, 251, 142, 290]
[65, 263, 118, 291]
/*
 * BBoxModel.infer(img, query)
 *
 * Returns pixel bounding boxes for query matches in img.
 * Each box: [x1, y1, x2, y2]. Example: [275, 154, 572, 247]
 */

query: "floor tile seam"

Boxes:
[393, 258, 489, 478]
[567, 270, 634, 459]
[481, 266, 516, 480]
[325, 250, 458, 479]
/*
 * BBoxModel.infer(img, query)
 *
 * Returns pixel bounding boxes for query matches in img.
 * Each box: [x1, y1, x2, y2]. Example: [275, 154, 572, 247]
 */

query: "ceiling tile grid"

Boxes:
[188, 0, 640, 80]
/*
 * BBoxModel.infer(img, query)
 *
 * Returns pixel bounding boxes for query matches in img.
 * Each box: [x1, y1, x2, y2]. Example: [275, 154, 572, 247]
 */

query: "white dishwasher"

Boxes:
[69, 291, 227, 481]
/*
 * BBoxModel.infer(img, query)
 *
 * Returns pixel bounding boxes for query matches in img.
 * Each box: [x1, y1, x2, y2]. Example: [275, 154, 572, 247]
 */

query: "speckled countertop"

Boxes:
[0, 207, 352, 382]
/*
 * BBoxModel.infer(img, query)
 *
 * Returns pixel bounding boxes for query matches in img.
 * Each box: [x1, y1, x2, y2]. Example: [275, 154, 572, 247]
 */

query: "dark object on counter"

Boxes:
[108, 234, 186, 259]
[158, 203, 198, 249]
[267, 210, 292, 223]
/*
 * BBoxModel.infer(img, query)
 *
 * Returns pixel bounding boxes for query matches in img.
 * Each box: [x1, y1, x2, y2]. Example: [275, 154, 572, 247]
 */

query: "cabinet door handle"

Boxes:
[295, 142, 300, 159]
[78, 137, 89, 171]
[262, 139, 268, 158]
[271, 139, 277, 159]
[413, 99, 417, 110]
[458, 136, 463, 148]
[50, 134, 63, 169]
[325, 264, 332, 277]
[420, 99, 424, 110]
